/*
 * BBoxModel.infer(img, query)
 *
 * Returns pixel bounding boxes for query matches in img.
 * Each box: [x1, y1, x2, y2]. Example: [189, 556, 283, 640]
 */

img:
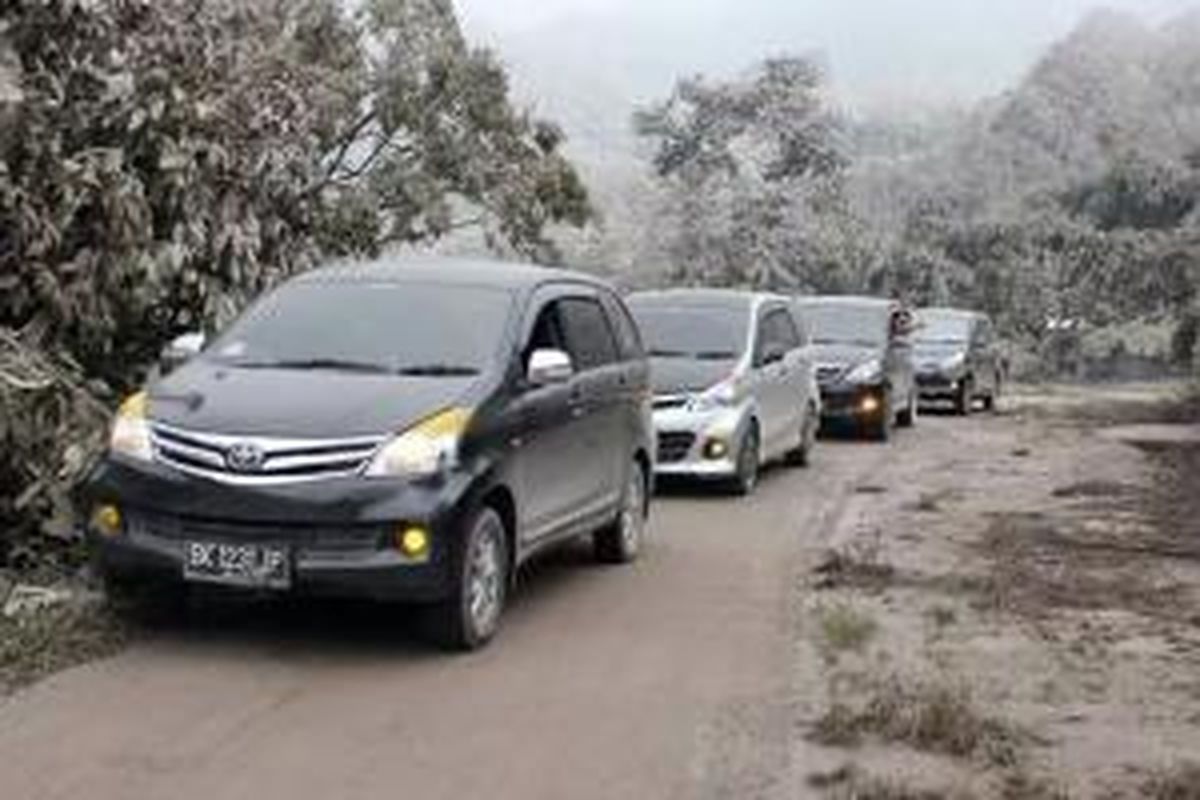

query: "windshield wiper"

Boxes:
[694, 351, 739, 361]
[649, 349, 689, 358]
[396, 364, 480, 377]
[232, 358, 393, 374]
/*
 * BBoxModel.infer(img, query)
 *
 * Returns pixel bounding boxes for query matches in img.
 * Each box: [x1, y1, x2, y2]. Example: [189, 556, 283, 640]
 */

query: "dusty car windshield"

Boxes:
[917, 313, 973, 345]
[207, 282, 513, 375]
[630, 305, 748, 361]
[802, 304, 889, 347]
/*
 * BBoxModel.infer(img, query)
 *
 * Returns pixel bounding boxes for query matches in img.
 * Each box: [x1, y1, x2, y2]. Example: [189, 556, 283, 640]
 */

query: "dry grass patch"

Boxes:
[0, 600, 129, 696]
[812, 676, 1024, 768]
[1141, 763, 1200, 800]
[818, 602, 879, 656]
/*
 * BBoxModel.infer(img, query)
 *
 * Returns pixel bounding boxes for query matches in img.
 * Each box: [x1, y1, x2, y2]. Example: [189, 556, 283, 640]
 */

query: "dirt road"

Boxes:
[0, 420, 901, 800]
[1, 388, 1197, 800]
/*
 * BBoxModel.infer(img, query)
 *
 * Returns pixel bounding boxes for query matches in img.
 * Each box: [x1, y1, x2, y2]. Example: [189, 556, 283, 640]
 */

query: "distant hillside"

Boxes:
[957, 8, 1200, 206]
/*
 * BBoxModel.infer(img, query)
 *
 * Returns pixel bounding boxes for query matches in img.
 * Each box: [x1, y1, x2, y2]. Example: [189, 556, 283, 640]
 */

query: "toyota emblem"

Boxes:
[225, 441, 266, 473]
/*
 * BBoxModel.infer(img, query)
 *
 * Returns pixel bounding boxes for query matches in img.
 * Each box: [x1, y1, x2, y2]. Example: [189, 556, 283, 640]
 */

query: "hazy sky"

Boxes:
[458, 0, 1199, 109]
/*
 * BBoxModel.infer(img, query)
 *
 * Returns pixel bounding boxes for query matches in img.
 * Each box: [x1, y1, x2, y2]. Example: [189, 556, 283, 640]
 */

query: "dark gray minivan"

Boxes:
[83, 257, 654, 651]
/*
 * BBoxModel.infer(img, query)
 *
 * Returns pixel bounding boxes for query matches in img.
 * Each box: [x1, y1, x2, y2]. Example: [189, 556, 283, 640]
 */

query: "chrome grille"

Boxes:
[816, 365, 845, 385]
[657, 431, 696, 464]
[150, 422, 384, 485]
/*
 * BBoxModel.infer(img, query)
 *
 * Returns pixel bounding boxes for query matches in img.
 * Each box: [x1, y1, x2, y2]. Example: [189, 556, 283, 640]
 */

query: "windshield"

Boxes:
[629, 304, 748, 362]
[801, 303, 889, 347]
[917, 313, 973, 345]
[206, 281, 513, 375]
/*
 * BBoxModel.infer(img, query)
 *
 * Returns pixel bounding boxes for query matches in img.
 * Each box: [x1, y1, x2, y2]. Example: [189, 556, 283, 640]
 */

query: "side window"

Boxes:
[772, 309, 802, 350]
[790, 308, 812, 347]
[755, 308, 797, 365]
[558, 297, 619, 372]
[523, 301, 568, 369]
[602, 293, 645, 361]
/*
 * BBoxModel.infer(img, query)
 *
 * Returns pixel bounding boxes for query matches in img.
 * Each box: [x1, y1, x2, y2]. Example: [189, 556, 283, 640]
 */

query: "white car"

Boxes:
[628, 290, 821, 495]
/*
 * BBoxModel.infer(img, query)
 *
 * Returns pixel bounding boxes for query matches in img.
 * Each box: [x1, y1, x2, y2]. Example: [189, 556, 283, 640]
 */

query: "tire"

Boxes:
[982, 373, 1002, 412]
[422, 506, 508, 652]
[895, 391, 917, 428]
[954, 379, 973, 417]
[595, 461, 647, 564]
[785, 404, 819, 467]
[729, 425, 761, 496]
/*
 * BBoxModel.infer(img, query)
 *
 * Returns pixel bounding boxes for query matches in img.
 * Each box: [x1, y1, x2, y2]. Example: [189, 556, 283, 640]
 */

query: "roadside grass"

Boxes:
[1141, 763, 1200, 800]
[0, 600, 128, 696]
[813, 536, 895, 592]
[811, 676, 1024, 768]
[818, 602, 879, 656]
[809, 764, 1068, 800]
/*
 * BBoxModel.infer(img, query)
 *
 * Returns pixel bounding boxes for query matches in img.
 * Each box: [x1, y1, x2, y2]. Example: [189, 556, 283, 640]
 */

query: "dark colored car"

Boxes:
[794, 296, 918, 441]
[83, 257, 654, 651]
[914, 308, 1004, 414]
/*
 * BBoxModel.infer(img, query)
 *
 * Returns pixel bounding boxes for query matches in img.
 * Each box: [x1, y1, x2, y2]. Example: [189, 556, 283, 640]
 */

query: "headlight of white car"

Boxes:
[688, 375, 745, 413]
[364, 408, 472, 478]
[109, 391, 154, 462]
[846, 359, 883, 384]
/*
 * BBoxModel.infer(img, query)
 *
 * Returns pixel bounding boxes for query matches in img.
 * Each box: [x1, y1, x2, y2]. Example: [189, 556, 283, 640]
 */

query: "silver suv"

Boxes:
[628, 290, 820, 495]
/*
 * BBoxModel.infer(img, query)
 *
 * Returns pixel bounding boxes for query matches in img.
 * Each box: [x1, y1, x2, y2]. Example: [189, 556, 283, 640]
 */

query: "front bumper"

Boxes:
[818, 383, 888, 423]
[83, 456, 477, 603]
[651, 403, 750, 480]
[916, 370, 965, 400]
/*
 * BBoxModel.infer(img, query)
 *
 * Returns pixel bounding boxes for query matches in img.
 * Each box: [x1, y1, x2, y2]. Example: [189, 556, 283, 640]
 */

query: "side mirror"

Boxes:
[527, 348, 573, 386]
[761, 342, 788, 366]
[160, 332, 205, 373]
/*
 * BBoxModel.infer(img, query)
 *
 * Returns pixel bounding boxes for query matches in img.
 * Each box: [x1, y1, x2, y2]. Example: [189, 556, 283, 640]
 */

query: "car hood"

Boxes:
[147, 361, 481, 438]
[809, 343, 881, 370]
[649, 358, 735, 395]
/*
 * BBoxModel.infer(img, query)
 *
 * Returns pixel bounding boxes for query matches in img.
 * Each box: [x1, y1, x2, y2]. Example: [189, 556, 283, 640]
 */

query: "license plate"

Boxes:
[183, 541, 291, 589]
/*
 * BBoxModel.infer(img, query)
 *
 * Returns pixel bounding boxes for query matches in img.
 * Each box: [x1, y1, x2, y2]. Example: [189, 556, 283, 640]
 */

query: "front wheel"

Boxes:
[423, 506, 508, 652]
[730, 426, 761, 495]
[595, 461, 647, 564]
[786, 405, 819, 467]
[954, 379, 973, 416]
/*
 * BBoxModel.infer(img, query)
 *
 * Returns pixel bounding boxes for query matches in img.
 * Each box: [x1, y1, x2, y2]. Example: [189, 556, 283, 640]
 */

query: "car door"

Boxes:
[510, 291, 594, 543]
[886, 306, 917, 406]
[555, 293, 626, 521]
[752, 305, 800, 456]
[973, 317, 1000, 396]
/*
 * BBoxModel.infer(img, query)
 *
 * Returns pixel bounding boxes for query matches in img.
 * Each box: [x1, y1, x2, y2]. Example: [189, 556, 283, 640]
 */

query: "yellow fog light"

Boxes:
[703, 438, 730, 460]
[92, 504, 123, 538]
[396, 525, 431, 561]
[860, 395, 881, 414]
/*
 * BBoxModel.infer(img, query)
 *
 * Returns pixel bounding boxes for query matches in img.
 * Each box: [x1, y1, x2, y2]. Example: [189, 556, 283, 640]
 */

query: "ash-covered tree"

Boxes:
[634, 57, 853, 291]
[0, 0, 592, 568]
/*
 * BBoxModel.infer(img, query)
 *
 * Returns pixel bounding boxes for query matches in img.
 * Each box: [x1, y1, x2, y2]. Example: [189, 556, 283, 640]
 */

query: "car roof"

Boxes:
[292, 254, 611, 293]
[918, 307, 986, 321]
[627, 288, 786, 310]
[795, 295, 899, 309]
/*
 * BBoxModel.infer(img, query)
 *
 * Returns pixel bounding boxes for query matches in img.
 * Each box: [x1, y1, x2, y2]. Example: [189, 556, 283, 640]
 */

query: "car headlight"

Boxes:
[110, 391, 153, 462]
[364, 408, 472, 478]
[688, 375, 744, 413]
[846, 359, 883, 384]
